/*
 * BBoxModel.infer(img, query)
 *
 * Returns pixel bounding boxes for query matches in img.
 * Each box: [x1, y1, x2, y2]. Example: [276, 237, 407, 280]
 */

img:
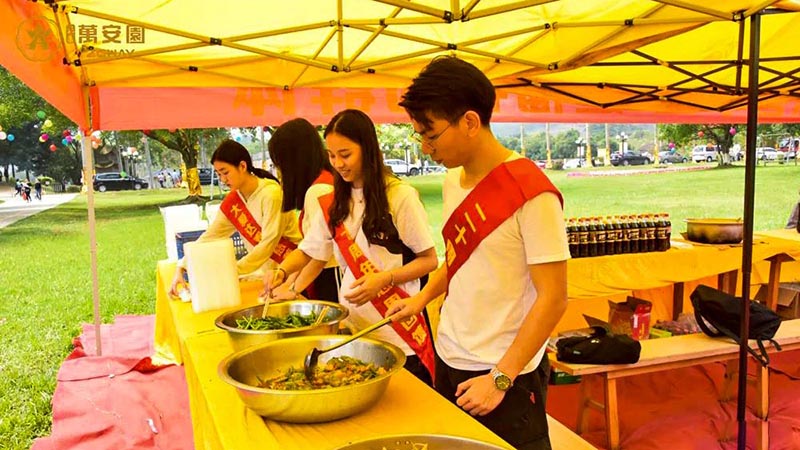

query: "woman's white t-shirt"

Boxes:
[181, 177, 301, 274]
[300, 181, 435, 355]
[437, 153, 570, 374]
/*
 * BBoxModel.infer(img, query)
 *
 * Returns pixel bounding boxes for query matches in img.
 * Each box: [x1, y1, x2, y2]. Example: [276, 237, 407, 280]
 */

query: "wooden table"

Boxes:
[550, 319, 800, 450]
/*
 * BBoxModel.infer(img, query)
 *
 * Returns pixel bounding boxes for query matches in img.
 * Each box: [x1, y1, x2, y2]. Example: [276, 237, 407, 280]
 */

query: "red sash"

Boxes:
[319, 193, 435, 380]
[298, 170, 335, 238]
[442, 158, 563, 286]
[220, 190, 297, 264]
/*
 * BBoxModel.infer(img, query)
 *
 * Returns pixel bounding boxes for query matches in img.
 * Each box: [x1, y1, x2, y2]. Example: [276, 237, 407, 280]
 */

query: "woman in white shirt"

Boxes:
[169, 139, 300, 295]
[266, 118, 339, 303]
[266, 109, 438, 385]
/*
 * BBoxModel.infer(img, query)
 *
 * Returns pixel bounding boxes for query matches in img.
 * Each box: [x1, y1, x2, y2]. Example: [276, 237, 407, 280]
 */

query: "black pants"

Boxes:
[404, 355, 433, 387]
[301, 267, 339, 303]
[434, 355, 551, 450]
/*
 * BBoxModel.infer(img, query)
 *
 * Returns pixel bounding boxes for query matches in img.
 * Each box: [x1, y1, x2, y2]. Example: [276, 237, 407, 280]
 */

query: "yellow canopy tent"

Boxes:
[4, 0, 800, 129]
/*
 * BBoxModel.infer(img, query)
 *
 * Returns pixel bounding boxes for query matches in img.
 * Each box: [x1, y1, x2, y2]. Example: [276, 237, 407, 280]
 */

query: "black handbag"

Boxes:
[690, 285, 782, 367]
[556, 326, 641, 364]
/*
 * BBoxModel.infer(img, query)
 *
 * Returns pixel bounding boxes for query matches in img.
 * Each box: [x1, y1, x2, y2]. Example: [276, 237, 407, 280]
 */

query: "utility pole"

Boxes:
[585, 123, 592, 167]
[653, 123, 660, 165]
[604, 123, 611, 166]
[545, 123, 552, 168]
[143, 136, 154, 189]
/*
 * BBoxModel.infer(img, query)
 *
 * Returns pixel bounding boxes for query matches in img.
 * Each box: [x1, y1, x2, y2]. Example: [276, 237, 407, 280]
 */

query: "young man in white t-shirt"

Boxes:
[389, 56, 570, 450]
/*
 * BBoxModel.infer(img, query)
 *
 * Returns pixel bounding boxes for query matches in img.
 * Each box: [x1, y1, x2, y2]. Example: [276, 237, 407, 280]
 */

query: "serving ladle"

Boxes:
[304, 315, 394, 379]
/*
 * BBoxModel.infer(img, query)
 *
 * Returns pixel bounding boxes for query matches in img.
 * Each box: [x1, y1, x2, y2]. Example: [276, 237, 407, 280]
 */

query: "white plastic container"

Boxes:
[184, 238, 241, 313]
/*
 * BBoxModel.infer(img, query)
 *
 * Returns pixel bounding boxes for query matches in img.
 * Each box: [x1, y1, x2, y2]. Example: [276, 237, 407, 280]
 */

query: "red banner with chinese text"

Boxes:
[442, 159, 562, 286]
[319, 193, 435, 380]
[220, 191, 296, 264]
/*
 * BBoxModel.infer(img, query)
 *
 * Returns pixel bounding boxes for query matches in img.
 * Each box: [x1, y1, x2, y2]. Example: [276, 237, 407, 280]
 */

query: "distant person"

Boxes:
[22, 180, 32, 202]
[34, 179, 42, 200]
[14, 180, 21, 197]
[157, 172, 165, 188]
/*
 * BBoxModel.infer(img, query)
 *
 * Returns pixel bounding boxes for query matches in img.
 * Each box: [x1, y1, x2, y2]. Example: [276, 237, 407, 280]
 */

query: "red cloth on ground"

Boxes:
[547, 351, 800, 450]
[32, 315, 193, 450]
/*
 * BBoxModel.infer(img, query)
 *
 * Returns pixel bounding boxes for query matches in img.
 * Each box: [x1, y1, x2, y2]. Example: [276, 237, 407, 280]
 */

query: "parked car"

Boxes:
[93, 172, 148, 192]
[198, 167, 220, 185]
[756, 147, 778, 160]
[658, 151, 688, 164]
[384, 158, 421, 176]
[422, 163, 446, 174]
[692, 145, 719, 163]
[610, 151, 650, 166]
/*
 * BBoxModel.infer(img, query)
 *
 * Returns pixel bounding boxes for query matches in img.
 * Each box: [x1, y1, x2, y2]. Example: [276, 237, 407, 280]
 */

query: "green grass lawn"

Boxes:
[0, 164, 799, 449]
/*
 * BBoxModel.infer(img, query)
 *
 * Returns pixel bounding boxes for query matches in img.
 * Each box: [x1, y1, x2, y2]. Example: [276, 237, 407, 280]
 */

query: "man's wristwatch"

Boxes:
[490, 367, 513, 391]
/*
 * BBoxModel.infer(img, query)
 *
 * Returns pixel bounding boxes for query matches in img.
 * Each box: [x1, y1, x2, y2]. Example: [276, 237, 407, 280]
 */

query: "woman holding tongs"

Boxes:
[265, 109, 438, 385]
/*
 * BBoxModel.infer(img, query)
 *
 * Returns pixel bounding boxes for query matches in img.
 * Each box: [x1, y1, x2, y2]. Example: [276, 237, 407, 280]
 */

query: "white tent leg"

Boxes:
[79, 129, 102, 356]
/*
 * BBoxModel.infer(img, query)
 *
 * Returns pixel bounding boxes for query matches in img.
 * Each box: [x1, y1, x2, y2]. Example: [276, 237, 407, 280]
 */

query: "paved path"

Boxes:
[0, 187, 78, 229]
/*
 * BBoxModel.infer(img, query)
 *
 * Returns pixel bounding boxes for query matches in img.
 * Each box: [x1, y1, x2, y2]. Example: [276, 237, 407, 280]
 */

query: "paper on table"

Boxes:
[185, 238, 241, 313]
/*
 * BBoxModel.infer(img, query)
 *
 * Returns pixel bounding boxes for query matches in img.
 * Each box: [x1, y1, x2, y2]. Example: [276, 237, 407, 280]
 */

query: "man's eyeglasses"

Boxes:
[411, 122, 452, 147]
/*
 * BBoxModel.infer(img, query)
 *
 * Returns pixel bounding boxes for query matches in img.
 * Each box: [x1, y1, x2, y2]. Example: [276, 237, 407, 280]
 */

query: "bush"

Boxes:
[37, 176, 55, 186]
[65, 185, 82, 193]
[551, 159, 565, 170]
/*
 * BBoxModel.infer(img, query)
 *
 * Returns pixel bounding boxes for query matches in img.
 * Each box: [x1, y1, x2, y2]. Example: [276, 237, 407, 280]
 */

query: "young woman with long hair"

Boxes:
[266, 118, 339, 303]
[265, 109, 438, 385]
[170, 139, 301, 295]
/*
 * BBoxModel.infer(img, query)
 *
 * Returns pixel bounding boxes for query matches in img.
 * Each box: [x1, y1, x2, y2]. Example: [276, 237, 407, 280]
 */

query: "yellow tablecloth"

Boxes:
[557, 233, 799, 331]
[567, 234, 799, 300]
[156, 232, 800, 359]
[183, 330, 594, 450]
[153, 260, 263, 365]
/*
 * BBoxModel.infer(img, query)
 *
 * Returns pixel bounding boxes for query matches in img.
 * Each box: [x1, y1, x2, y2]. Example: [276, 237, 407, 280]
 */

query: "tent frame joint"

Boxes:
[209, 37, 222, 45]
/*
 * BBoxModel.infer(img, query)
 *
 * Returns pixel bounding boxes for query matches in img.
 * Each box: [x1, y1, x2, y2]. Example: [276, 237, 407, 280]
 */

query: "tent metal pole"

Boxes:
[738, 11, 761, 450]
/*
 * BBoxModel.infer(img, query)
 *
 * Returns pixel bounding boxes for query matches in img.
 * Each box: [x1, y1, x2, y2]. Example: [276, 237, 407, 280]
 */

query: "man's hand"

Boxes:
[455, 374, 506, 416]
[343, 272, 391, 306]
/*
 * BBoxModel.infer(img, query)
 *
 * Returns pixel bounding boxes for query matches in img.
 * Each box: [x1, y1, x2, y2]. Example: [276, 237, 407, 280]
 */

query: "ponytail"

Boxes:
[251, 167, 278, 182]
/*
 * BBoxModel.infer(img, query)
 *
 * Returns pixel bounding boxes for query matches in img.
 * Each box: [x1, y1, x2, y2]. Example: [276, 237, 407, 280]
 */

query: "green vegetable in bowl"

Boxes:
[235, 311, 319, 330]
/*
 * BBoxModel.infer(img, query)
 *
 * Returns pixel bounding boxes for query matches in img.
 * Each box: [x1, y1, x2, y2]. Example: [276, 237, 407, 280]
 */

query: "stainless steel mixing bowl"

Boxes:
[333, 434, 510, 450]
[218, 335, 406, 423]
[215, 300, 349, 352]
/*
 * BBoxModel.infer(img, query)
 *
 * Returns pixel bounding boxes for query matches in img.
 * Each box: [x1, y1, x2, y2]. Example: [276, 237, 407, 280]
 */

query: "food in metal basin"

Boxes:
[257, 356, 387, 390]
[235, 312, 319, 330]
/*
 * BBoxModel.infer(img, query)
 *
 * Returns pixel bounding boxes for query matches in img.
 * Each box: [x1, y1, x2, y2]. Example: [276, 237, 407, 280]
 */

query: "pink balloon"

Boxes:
[729, 127, 737, 135]
[41, 133, 49, 140]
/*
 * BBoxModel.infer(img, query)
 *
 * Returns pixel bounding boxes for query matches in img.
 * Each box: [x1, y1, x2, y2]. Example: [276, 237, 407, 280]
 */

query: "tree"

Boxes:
[659, 124, 738, 166]
[144, 128, 230, 201]
[0, 67, 77, 181]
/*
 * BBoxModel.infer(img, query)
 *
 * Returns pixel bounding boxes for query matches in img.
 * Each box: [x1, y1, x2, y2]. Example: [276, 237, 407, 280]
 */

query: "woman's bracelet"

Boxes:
[276, 267, 287, 280]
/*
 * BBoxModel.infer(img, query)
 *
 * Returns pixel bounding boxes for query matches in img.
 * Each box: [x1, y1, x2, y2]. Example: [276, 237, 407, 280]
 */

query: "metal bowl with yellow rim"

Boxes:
[215, 300, 349, 352]
[218, 335, 406, 423]
[333, 434, 510, 450]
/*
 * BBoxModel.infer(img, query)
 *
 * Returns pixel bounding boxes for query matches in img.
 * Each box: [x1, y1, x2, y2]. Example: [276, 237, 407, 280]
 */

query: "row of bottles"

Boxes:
[566, 214, 671, 258]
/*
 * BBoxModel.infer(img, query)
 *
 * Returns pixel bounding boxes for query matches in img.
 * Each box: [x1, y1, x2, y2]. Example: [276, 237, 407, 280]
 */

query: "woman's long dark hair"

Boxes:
[268, 118, 332, 212]
[324, 110, 400, 248]
[211, 139, 278, 184]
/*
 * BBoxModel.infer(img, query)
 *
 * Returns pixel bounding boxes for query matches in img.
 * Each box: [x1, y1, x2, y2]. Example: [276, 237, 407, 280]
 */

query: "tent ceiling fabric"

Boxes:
[3, 0, 800, 129]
